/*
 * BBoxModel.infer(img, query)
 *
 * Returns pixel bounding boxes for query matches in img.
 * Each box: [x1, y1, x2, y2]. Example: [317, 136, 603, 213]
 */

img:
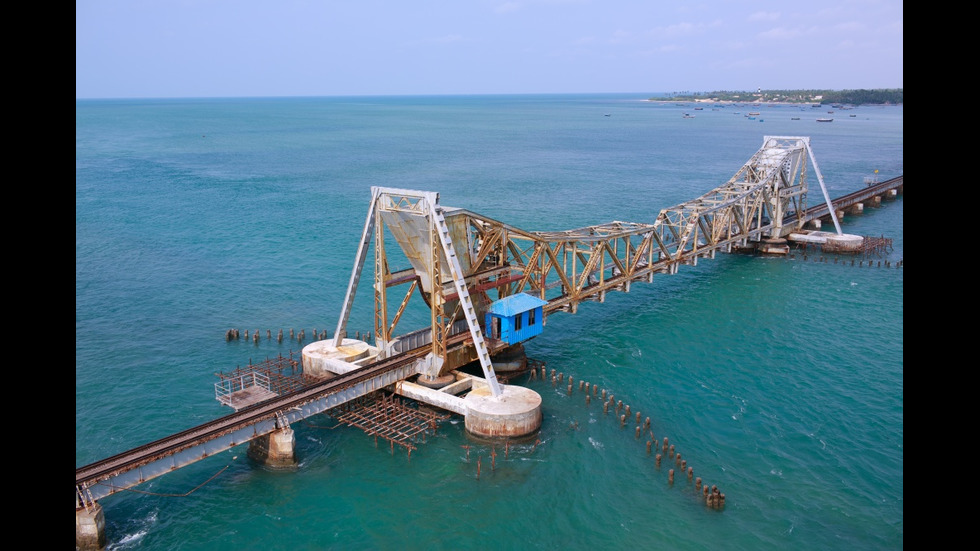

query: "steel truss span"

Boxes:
[344, 136, 829, 356]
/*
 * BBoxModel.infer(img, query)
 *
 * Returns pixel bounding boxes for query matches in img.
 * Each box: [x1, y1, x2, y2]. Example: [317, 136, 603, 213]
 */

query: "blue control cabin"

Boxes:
[484, 293, 549, 346]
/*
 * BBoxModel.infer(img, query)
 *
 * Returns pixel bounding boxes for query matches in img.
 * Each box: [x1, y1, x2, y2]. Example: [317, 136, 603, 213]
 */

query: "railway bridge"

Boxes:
[77, 136, 902, 550]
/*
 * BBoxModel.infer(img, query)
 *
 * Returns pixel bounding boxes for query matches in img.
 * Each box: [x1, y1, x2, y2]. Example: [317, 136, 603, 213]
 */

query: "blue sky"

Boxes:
[76, 0, 903, 99]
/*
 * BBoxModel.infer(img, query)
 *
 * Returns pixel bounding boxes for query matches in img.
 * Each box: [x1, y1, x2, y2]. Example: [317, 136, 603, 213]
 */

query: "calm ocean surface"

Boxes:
[76, 94, 903, 551]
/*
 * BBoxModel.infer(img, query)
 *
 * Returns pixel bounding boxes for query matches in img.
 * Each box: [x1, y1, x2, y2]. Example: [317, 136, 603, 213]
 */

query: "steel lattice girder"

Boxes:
[338, 137, 821, 362]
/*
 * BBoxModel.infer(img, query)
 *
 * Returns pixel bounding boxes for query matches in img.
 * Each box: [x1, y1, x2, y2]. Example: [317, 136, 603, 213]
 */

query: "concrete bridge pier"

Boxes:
[76, 502, 106, 551]
[247, 427, 297, 467]
[393, 370, 543, 442]
[822, 233, 864, 253]
[464, 384, 542, 441]
[846, 203, 864, 215]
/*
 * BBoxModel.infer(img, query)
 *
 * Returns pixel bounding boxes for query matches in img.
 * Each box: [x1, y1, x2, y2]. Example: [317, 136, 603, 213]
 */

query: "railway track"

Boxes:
[76, 350, 419, 488]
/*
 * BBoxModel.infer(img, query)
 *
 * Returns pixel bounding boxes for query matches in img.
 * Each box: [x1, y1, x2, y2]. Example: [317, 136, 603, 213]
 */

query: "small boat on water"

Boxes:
[683, 113, 695, 118]
[816, 118, 833, 122]
[694, 107, 704, 110]
[791, 117, 800, 120]
[748, 112, 761, 116]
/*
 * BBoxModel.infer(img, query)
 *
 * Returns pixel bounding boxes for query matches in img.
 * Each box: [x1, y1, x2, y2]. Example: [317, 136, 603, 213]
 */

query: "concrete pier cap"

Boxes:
[822, 233, 864, 253]
[463, 383, 542, 440]
[302, 338, 379, 378]
[789, 231, 864, 253]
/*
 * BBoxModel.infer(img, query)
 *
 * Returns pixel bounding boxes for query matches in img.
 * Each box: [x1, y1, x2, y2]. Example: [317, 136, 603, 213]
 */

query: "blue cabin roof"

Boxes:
[487, 293, 548, 316]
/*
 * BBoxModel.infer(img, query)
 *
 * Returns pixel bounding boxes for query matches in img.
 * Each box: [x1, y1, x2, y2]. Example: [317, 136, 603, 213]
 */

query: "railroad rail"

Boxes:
[789, 175, 903, 226]
[76, 349, 422, 507]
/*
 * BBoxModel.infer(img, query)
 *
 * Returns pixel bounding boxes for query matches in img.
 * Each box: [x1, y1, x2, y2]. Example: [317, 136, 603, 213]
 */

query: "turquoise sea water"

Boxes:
[76, 95, 903, 551]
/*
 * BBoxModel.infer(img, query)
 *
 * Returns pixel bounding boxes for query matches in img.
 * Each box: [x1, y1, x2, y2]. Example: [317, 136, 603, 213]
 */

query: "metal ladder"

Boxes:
[432, 206, 503, 397]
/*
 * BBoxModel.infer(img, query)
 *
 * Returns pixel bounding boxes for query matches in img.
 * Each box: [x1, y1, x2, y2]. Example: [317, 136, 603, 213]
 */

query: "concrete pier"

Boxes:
[788, 231, 864, 253]
[821, 233, 864, 253]
[302, 338, 380, 379]
[76, 502, 106, 551]
[464, 384, 542, 440]
[247, 427, 297, 467]
[393, 372, 543, 440]
[759, 238, 789, 255]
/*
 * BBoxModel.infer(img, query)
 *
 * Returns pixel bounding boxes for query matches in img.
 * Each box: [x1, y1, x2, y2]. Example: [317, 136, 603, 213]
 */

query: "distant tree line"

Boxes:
[818, 89, 903, 105]
[660, 89, 902, 105]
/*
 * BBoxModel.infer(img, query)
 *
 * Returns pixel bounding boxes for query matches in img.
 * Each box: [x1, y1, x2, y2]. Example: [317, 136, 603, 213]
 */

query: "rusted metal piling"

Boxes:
[524, 367, 730, 508]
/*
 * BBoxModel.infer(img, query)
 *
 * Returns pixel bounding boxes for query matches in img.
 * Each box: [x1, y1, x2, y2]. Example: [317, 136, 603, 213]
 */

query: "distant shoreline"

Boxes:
[646, 99, 901, 106]
[651, 88, 903, 106]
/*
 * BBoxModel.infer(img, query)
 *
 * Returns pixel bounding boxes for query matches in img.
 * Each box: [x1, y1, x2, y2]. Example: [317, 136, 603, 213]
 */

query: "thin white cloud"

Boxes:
[757, 27, 802, 40]
[608, 29, 633, 44]
[650, 20, 723, 39]
[637, 44, 682, 55]
[881, 19, 904, 33]
[833, 21, 866, 32]
[494, 2, 523, 14]
[662, 22, 699, 37]
[748, 11, 780, 22]
[728, 56, 777, 70]
[720, 39, 749, 51]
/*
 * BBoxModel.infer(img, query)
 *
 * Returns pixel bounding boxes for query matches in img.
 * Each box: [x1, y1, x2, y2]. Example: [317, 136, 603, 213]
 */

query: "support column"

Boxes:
[76, 502, 106, 551]
[247, 427, 297, 467]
